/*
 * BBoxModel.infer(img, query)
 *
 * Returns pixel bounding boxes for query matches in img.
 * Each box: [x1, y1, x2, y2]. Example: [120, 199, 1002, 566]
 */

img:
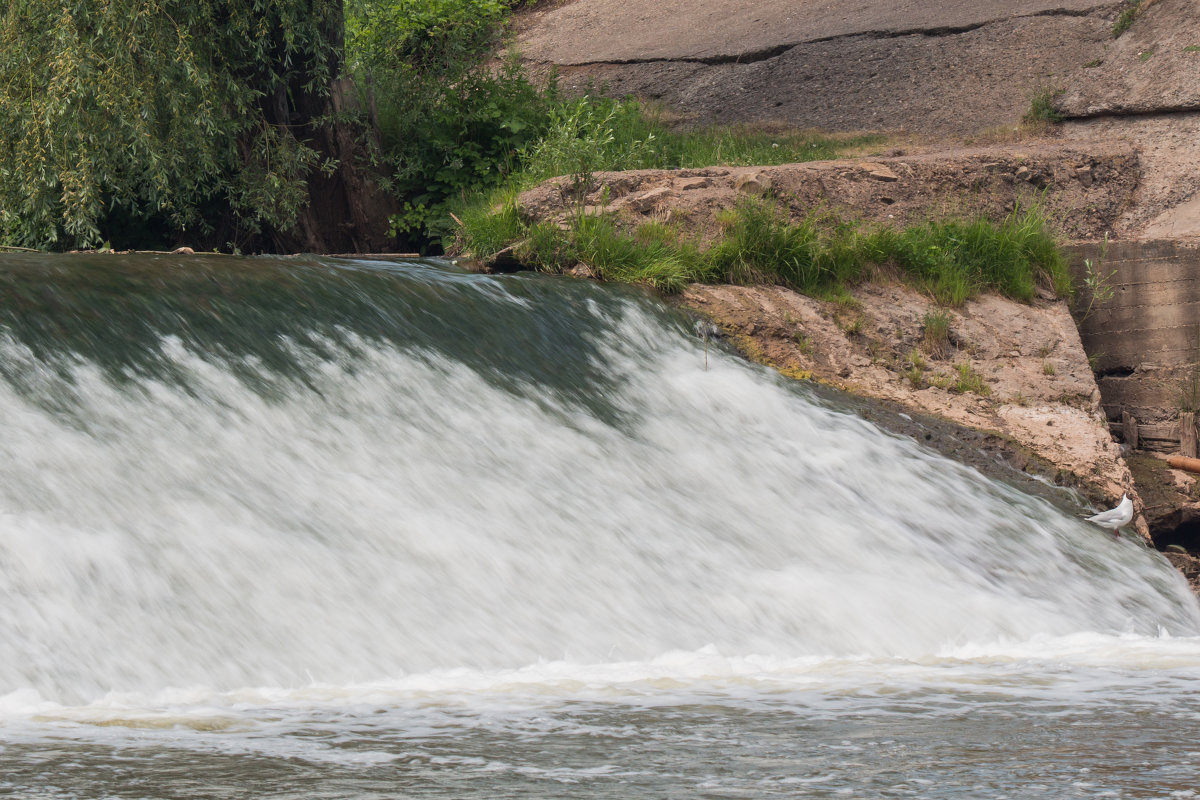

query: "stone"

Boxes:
[1075, 165, 1094, 187]
[629, 187, 677, 212]
[676, 177, 711, 190]
[568, 263, 596, 279]
[858, 162, 899, 182]
[735, 172, 773, 196]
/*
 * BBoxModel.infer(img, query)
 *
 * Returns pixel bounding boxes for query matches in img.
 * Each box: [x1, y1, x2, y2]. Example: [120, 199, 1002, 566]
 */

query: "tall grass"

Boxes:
[462, 195, 1071, 306]
[702, 199, 1069, 304]
[454, 96, 1068, 305]
[478, 95, 884, 197]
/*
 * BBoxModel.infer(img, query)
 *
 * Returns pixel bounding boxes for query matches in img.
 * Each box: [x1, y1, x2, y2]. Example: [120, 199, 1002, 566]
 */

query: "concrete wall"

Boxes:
[1067, 239, 1200, 450]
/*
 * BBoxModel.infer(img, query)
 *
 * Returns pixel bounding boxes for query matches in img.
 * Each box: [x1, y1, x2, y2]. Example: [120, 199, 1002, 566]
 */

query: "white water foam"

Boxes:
[0, 289, 1197, 715]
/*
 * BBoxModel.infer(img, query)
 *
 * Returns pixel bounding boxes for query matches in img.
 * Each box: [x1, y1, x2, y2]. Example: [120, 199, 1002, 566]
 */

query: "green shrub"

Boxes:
[1023, 88, 1065, 125]
[456, 192, 524, 261]
[952, 362, 990, 395]
[347, 1, 556, 250]
[1112, 1, 1142, 37]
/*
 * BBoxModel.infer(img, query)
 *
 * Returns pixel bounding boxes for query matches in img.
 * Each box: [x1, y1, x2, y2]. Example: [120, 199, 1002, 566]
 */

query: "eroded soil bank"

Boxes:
[495, 142, 1150, 540]
[503, 0, 1200, 587]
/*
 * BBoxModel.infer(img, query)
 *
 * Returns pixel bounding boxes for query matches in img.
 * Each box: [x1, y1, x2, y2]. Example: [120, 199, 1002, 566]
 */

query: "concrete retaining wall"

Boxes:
[1067, 239, 1200, 451]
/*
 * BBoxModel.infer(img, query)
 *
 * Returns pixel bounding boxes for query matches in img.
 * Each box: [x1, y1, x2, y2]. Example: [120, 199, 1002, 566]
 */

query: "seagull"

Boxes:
[1085, 494, 1133, 539]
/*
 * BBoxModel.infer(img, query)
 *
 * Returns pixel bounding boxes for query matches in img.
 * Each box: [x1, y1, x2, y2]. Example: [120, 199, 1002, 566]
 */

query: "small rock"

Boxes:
[568, 263, 596, 279]
[1075, 165, 1094, 187]
[735, 172, 773, 196]
[629, 186, 676, 212]
[1015, 166, 1031, 181]
[676, 177, 710, 190]
[858, 162, 899, 182]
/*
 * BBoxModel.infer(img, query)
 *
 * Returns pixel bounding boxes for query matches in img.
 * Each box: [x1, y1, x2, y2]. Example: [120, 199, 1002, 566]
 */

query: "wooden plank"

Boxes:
[1130, 422, 1178, 441]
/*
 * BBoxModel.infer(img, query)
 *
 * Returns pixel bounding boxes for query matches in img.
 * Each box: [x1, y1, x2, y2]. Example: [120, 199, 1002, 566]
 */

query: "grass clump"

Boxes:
[903, 347, 927, 388]
[461, 194, 1071, 306]
[1113, 1, 1143, 37]
[456, 193, 524, 262]
[952, 362, 990, 395]
[921, 311, 953, 358]
[1023, 88, 1065, 125]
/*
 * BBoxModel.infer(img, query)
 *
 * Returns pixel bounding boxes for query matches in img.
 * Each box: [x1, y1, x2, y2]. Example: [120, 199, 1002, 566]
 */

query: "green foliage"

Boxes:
[921, 311, 953, 359]
[1023, 88, 1066, 125]
[703, 199, 1069, 305]
[517, 97, 659, 201]
[346, 0, 554, 248]
[1078, 233, 1115, 321]
[1113, 1, 1143, 37]
[463, 193, 1070, 304]
[0, 0, 342, 250]
[495, 94, 884, 191]
[454, 190, 525, 262]
[951, 362, 990, 395]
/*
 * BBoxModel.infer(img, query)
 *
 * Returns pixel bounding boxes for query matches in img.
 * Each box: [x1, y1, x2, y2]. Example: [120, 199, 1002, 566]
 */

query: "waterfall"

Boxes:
[1, 253, 1195, 708]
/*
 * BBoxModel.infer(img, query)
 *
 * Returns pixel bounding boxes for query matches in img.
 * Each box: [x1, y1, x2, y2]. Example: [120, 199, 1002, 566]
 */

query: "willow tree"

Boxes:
[0, 0, 394, 252]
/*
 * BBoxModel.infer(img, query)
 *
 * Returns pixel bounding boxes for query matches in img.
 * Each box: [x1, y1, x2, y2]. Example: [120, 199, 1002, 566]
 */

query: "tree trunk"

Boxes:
[260, 1, 398, 254]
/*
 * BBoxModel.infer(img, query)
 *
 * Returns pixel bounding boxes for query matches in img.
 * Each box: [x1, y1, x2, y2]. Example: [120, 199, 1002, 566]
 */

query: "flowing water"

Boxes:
[2, 253, 1200, 799]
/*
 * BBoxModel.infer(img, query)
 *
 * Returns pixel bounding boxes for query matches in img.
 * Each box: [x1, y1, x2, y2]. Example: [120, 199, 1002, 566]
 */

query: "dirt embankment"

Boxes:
[517, 143, 1139, 243]
[507, 143, 1146, 534]
[514, 0, 1200, 240]
[506, 0, 1200, 581]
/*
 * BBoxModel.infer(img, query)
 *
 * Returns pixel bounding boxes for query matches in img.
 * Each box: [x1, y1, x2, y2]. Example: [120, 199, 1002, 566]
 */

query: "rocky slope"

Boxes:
[506, 147, 1147, 536]
[515, 0, 1200, 239]
[504, 0, 1200, 577]
[516, 0, 1116, 137]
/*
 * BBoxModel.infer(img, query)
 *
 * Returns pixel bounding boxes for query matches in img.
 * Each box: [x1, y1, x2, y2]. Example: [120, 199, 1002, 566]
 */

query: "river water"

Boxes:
[1, 254, 1199, 799]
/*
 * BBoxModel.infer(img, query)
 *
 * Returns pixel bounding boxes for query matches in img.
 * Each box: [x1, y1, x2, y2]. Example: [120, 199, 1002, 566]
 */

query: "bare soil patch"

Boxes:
[516, 142, 1139, 243]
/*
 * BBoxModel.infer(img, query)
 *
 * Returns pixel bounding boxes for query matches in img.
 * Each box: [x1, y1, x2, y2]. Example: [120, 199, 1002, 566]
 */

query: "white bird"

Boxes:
[1085, 494, 1133, 539]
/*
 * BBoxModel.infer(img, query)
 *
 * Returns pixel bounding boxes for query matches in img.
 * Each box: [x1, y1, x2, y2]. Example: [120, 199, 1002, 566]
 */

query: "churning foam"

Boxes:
[0, 259, 1197, 713]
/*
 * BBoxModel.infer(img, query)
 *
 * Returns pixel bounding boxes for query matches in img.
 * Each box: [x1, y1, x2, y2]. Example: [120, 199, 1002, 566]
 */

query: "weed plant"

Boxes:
[952, 362, 990, 395]
[462, 195, 1071, 306]
[1023, 88, 1066, 125]
[1113, 1, 1143, 37]
[921, 311, 953, 358]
